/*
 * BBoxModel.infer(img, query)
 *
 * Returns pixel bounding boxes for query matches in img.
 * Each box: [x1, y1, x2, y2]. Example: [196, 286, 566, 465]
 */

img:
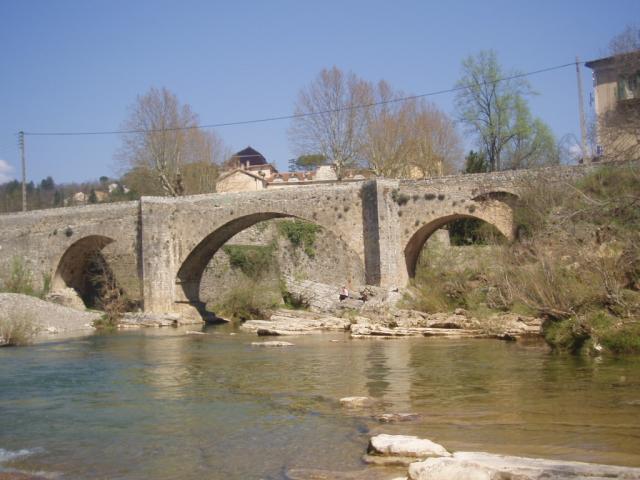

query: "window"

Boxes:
[617, 70, 640, 101]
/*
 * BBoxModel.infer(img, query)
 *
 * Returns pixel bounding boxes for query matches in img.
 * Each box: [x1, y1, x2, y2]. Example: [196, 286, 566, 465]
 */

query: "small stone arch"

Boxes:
[404, 213, 511, 279]
[51, 235, 115, 308]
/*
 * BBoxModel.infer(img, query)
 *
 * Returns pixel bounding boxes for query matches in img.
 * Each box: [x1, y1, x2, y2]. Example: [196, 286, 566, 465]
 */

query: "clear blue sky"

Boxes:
[0, 0, 635, 184]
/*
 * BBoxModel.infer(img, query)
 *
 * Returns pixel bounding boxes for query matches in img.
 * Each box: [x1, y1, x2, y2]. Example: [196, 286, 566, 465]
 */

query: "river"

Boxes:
[1, 326, 640, 479]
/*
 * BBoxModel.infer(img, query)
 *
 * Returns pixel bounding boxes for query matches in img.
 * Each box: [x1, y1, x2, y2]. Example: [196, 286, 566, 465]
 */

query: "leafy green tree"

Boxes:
[455, 50, 556, 171]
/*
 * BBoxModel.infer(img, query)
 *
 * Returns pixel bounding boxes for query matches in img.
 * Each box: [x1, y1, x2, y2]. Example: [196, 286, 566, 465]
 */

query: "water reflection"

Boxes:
[0, 331, 639, 479]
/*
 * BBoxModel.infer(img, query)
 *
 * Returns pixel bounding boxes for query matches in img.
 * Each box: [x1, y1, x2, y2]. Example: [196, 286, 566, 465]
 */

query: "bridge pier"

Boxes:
[362, 180, 409, 289]
[140, 198, 180, 315]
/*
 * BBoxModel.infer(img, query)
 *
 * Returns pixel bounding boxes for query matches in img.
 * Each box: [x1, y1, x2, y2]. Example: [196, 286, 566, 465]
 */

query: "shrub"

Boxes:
[212, 278, 281, 321]
[391, 189, 410, 206]
[3, 257, 35, 296]
[0, 313, 36, 346]
[223, 244, 276, 277]
[87, 252, 131, 326]
[277, 220, 322, 257]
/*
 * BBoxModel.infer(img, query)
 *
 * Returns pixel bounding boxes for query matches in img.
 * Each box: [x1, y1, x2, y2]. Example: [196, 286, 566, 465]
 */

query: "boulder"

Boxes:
[368, 434, 450, 459]
[44, 287, 86, 311]
[407, 452, 640, 480]
[0, 293, 98, 339]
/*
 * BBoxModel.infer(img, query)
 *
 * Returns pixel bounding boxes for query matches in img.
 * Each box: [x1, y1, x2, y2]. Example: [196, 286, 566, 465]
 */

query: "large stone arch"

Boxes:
[174, 211, 363, 320]
[404, 211, 512, 279]
[51, 235, 115, 307]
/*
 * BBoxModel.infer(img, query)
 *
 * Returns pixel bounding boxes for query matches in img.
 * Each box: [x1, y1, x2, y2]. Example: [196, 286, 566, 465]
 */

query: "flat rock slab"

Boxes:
[242, 312, 350, 336]
[286, 468, 406, 480]
[408, 451, 640, 480]
[121, 312, 179, 327]
[368, 434, 450, 459]
[250, 341, 294, 347]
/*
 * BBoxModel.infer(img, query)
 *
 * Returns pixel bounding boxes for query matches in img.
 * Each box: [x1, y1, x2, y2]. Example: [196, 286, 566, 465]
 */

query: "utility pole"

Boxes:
[18, 131, 26, 211]
[575, 56, 588, 163]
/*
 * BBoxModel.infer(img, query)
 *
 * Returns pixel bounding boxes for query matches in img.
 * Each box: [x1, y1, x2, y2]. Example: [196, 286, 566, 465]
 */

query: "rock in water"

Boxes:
[250, 341, 294, 347]
[368, 434, 450, 459]
[339, 396, 376, 408]
[407, 452, 640, 480]
[373, 413, 421, 423]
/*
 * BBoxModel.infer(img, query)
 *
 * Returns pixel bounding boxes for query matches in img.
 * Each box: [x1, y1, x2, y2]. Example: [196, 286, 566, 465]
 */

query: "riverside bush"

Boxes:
[212, 277, 281, 321]
[0, 313, 36, 346]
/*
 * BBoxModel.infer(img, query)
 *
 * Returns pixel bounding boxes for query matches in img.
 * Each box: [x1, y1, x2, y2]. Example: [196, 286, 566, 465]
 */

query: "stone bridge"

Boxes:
[0, 163, 602, 320]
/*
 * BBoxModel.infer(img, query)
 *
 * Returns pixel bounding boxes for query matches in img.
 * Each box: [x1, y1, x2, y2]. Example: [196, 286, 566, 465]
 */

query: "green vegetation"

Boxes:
[0, 256, 50, 299]
[0, 312, 36, 346]
[211, 277, 282, 321]
[222, 244, 276, 277]
[2, 256, 35, 296]
[407, 165, 640, 355]
[277, 220, 322, 257]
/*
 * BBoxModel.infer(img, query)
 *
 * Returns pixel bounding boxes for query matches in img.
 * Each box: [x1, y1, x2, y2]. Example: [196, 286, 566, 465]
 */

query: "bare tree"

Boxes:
[408, 100, 463, 177]
[360, 81, 462, 178]
[360, 81, 416, 177]
[117, 87, 229, 196]
[289, 67, 370, 179]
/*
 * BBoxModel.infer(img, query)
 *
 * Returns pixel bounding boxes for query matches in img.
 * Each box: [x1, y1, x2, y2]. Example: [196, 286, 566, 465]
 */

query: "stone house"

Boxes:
[585, 50, 640, 160]
[216, 147, 369, 193]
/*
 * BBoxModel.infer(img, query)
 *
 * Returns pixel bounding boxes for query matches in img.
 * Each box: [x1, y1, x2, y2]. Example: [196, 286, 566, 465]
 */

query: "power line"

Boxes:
[21, 61, 578, 137]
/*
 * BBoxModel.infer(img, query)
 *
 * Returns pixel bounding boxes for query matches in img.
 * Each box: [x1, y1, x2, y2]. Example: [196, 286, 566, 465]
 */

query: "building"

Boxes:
[585, 50, 640, 160]
[216, 147, 369, 193]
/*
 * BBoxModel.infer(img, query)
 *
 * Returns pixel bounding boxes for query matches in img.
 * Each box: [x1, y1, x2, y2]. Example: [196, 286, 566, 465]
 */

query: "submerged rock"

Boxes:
[250, 341, 294, 347]
[339, 396, 377, 408]
[373, 413, 421, 423]
[407, 451, 640, 480]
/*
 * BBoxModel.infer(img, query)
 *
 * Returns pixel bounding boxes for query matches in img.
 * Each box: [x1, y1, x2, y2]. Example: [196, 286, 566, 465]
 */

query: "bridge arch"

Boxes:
[175, 211, 363, 319]
[404, 213, 512, 279]
[52, 235, 116, 308]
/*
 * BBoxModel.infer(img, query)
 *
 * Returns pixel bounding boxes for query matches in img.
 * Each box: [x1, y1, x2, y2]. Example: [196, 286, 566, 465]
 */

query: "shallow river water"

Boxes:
[1, 326, 640, 479]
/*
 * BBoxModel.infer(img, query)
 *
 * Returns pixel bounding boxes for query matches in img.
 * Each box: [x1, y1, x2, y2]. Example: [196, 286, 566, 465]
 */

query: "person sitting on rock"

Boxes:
[339, 286, 349, 301]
